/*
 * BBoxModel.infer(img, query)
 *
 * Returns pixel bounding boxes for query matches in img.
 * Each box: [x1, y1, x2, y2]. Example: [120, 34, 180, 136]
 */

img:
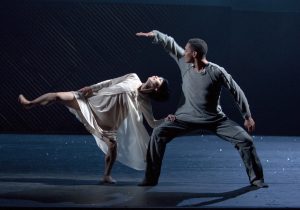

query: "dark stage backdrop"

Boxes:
[0, 0, 299, 136]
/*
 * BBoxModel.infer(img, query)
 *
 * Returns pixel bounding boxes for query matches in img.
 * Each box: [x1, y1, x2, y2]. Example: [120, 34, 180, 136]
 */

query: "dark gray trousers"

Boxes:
[144, 117, 264, 184]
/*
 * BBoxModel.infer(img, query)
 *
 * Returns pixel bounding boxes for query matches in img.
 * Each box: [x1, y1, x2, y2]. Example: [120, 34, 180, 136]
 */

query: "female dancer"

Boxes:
[18, 73, 170, 184]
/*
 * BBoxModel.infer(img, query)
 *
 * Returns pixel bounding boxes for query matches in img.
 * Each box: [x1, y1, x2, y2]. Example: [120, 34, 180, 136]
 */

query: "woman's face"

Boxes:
[147, 76, 163, 90]
[140, 76, 163, 93]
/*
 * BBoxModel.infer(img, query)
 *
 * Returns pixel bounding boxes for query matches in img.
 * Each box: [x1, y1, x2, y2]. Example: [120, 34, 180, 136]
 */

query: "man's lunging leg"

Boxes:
[214, 118, 268, 188]
[233, 131, 267, 188]
[139, 120, 191, 186]
[139, 126, 171, 186]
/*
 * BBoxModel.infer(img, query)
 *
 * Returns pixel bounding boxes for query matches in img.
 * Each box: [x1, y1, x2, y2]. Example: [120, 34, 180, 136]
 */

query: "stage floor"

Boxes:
[0, 134, 299, 208]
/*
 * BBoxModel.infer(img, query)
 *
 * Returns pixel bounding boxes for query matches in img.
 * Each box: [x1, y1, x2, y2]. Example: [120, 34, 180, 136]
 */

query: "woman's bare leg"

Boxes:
[18, 92, 80, 110]
[102, 138, 117, 184]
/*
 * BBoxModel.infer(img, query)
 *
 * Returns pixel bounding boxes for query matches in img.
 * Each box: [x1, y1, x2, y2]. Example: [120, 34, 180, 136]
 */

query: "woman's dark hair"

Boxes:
[148, 78, 170, 102]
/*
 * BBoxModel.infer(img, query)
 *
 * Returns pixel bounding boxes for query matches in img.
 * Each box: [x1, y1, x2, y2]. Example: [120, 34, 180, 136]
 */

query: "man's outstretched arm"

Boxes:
[136, 30, 184, 61]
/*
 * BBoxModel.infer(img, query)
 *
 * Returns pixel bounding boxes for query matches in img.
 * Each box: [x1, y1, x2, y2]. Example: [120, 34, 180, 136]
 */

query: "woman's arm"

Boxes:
[90, 79, 113, 92]
[139, 97, 164, 128]
[77, 79, 112, 98]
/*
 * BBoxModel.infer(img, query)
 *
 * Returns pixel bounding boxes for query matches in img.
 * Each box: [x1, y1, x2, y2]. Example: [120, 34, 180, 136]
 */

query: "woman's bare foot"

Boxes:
[18, 94, 33, 109]
[102, 175, 117, 184]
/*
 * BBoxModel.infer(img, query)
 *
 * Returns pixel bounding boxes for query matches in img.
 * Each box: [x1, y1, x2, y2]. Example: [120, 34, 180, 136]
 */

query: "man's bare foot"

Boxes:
[18, 94, 33, 109]
[101, 175, 117, 184]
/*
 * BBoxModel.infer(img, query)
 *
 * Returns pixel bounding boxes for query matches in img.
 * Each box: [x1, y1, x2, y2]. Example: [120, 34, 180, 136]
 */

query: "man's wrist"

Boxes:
[245, 115, 251, 120]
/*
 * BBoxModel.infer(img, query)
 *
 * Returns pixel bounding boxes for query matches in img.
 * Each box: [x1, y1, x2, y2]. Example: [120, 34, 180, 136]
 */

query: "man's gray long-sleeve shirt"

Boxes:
[152, 30, 251, 123]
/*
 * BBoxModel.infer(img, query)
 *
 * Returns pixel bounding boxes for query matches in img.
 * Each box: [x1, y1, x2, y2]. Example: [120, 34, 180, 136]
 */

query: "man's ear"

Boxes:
[192, 51, 197, 57]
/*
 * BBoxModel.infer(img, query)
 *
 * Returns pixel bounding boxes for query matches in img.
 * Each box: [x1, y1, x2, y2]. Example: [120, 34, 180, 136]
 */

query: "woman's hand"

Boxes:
[78, 86, 93, 98]
[165, 114, 176, 122]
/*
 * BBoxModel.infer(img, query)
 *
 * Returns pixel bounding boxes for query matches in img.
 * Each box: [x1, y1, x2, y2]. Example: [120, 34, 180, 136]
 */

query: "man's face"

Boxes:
[184, 43, 194, 63]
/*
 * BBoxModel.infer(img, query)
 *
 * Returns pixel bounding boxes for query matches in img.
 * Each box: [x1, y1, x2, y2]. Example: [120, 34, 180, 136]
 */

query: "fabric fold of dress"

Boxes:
[67, 73, 150, 170]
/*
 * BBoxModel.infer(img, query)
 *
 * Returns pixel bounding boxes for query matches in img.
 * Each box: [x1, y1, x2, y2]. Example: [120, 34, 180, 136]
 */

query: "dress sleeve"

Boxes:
[152, 30, 185, 62]
[218, 68, 252, 119]
[90, 79, 112, 92]
[90, 73, 138, 93]
[139, 97, 164, 128]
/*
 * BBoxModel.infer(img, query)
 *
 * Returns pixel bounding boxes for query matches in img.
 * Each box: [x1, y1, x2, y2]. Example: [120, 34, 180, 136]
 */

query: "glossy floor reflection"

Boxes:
[0, 134, 299, 208]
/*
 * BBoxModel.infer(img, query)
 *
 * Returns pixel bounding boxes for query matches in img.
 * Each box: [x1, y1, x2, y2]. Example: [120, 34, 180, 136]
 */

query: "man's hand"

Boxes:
[244, 116, 255, 133]
[165, 114, 176, 122]
[78, 86, 93, 98]
[136, 31, 155, 38]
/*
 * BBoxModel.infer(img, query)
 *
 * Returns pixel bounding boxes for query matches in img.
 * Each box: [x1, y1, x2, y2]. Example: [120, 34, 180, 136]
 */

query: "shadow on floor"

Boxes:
[120, 185, 258, 207]
[0, 177, 259, 207]
[0, 177, 99, 186]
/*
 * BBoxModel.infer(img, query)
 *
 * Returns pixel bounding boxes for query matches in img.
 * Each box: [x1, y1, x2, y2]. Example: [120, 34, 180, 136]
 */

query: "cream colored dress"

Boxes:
[67, 73, 163, 170]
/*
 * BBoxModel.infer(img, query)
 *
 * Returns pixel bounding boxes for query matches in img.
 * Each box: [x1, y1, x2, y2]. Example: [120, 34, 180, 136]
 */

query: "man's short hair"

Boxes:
[188, 38, 208, 58]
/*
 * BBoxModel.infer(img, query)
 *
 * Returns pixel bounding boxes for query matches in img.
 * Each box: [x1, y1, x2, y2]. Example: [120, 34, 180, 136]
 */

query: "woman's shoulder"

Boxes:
[122, 73, 141, 83]
[111, 73, 141, 85]
[126, 73, 139, 79]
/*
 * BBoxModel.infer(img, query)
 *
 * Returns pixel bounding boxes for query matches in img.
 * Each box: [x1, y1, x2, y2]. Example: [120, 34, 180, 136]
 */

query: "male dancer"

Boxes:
[136, 30, 268, 188]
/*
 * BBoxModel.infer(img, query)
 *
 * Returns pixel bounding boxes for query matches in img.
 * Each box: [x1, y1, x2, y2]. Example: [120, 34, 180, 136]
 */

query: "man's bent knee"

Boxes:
[234, 131, 253, 148]
[151, 128, 170, 145]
